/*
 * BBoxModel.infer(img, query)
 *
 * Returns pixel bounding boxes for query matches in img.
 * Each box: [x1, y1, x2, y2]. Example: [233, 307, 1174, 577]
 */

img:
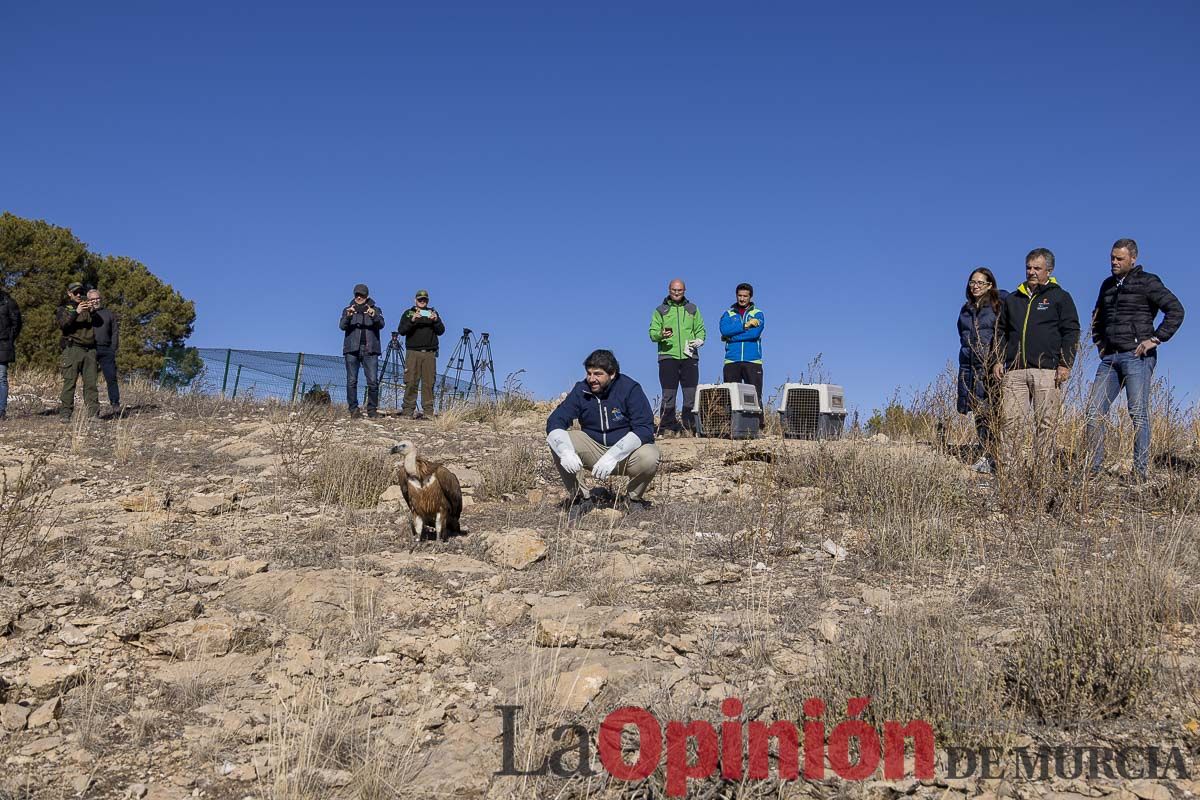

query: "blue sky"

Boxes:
[4, 2, 1199, 415]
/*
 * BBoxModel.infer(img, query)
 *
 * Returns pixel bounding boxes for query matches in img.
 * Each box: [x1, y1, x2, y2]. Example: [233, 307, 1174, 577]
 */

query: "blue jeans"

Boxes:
[344, 352, 379, 411]
[0, 362, 8, 417]
[1085, 350, 1156, 476]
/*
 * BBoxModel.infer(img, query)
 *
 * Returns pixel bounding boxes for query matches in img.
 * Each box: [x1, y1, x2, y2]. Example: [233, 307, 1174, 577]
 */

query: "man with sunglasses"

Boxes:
[398, 289, 446, 419]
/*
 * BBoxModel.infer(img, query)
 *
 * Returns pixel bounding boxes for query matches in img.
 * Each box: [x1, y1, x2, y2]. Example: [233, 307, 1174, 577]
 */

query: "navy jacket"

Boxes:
[546, 373, 656, 447]
[956, 291, 1006, 414]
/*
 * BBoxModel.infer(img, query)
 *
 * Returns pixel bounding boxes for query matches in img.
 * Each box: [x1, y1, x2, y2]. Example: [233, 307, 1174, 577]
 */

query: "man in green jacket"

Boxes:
[55, 282, 100, 421]
[648, 278, 706, 436]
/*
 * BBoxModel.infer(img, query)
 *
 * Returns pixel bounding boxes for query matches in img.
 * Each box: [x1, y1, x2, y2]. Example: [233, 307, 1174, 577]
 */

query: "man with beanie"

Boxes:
[546, 349, 660, 514]
[88, 288, 121, 416]
[56, 282, 100, 421]
[0, 287, 21, 421]
[649, 278, 706, 437]
[398, 289, 445, 419]
[340, 283, 385, 418]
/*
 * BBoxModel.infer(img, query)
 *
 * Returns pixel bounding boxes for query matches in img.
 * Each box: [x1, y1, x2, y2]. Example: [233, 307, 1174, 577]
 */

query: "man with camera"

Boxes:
[87, 288, 121, 416]
[340, 283, 385, 418]
[649, 278, 706, 437]
[55, 282, 100, 421]
[398, 289, 445, 419]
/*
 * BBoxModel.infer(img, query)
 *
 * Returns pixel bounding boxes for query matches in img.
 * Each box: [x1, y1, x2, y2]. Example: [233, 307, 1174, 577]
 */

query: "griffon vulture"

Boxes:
[389, 441, 463, 542]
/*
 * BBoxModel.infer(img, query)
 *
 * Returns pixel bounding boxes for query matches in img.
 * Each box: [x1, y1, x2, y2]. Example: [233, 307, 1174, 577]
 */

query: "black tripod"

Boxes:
[467, 332, 498, 398]
[379, 332, 407, 410]
[437, 328, 478, 408]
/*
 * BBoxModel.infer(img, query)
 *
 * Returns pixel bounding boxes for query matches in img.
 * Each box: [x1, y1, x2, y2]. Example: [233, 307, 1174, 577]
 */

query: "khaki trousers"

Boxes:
[403, 350, 437, 414]
[999, 368, 1062, 464]
[551, 430, 661, 501]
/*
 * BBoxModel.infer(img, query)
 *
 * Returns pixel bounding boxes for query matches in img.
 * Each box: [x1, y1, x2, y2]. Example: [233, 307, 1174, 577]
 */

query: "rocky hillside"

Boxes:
[1, 384, 1198, 799]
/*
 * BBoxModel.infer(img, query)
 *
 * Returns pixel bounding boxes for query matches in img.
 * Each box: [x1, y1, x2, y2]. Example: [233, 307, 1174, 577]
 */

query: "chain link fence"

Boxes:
[173, 343, 503, 410]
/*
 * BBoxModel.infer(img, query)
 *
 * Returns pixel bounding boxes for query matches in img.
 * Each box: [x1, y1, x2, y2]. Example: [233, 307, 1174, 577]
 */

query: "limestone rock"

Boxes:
[1, 703, 30, 732]
[483, 593, 528, 626]
[25, 657, 84, 698]
[27, 697, 61, 728]
[483, 529, 547, 571]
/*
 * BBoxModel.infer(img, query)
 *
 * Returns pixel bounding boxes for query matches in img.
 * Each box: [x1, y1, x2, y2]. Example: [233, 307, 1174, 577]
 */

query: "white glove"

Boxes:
[685, 338, 704, 358]
[547, 429, 583, 473]
[592, 432, 641, 479]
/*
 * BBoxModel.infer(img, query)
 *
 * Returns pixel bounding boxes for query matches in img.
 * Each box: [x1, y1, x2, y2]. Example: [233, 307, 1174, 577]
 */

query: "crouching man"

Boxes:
[546, 349, 660, 512]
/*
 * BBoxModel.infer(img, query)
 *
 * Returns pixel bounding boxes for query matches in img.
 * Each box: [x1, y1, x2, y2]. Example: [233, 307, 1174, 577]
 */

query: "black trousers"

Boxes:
[97, 347, 120, 406]
[722, 362, 764, 403]
[658, 357, 699, 432]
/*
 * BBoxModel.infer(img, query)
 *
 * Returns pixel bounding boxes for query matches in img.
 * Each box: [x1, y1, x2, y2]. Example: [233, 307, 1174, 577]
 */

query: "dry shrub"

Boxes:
[775, 443, 971, 568]
[304, 447, 393, 508]
[267, 682, 424, 800]
[814, 604, 1008, 745]
[271, 403, 335, 482]
[1009, 558, 1162, 722]
[478, 440, 540, 500]
[0, 454, 52, 574]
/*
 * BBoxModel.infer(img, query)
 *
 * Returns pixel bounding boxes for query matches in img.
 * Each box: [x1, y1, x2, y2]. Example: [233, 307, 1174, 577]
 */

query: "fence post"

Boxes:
[231, 365, 243, 399]
[220, 348, 232, 396]
[290, 353, 305, 403]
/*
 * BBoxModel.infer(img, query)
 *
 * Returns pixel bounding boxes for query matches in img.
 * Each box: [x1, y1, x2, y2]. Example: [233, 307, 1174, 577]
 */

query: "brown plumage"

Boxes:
[389, 441, 462, 542]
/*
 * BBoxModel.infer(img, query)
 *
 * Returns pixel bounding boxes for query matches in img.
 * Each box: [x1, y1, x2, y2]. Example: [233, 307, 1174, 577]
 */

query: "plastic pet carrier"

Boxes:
[778, 383, 846, 439]
[693, 383, 762, 439]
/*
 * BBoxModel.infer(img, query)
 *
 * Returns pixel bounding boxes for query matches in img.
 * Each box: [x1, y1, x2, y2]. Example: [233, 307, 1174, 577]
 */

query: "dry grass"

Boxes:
[265, 681, 426, 800]
[813, 604, 1010, 746]
[304, 447, 393, 508]
[0, 453, 52, 575]
[478, 440, 541, 500]
[772, 442, 972, 568]
[1009, 554, 1167, 722]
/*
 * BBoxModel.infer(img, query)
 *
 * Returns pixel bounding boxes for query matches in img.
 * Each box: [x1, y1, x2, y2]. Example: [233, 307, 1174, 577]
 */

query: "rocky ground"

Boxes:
[1, 384, 1198, 799]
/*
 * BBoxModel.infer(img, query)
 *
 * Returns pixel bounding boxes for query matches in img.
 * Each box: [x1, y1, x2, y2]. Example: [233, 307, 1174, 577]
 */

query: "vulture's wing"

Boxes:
[434, 464, 463, 520]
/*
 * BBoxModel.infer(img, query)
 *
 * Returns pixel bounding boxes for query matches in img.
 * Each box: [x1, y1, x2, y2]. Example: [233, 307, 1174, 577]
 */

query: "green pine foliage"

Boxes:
[0, 212, 199, 383]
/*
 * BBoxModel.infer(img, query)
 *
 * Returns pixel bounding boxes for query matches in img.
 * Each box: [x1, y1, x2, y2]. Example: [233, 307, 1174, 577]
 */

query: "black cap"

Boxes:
[353, 283, 369, 297]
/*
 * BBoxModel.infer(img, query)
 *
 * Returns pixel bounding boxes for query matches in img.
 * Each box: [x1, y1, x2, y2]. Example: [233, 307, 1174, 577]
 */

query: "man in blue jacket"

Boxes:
[546, 349, 660, 512]
[718, 283, 766, 401]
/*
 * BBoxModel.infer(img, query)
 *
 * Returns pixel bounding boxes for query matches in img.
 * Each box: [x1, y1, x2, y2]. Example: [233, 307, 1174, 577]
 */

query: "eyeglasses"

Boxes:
[968, 281, 991, 287]
[416, 298, 428, 303]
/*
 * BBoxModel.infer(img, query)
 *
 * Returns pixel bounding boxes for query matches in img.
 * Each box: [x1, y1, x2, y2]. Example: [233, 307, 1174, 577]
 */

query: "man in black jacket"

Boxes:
[1085, 238, 1185, 481]
[88, 289, 121, 416]
[340, 283, 385, 418]
[398, 289, 445, 419]
[993, 248, 1081, 467]
[0, 288, 21, 420]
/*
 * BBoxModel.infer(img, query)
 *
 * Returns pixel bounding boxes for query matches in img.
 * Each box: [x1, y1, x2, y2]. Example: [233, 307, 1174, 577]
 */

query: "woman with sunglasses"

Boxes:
[957, 267, 1007, 473]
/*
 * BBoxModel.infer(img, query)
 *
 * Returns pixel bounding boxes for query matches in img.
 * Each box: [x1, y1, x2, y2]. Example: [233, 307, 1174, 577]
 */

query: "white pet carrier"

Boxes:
[778, 383, 846, 440]
[692, 383, 762, 439]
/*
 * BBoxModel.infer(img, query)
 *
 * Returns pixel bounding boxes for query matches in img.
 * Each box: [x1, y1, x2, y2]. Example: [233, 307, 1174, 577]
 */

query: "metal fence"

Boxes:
[183, 343, 501, 410]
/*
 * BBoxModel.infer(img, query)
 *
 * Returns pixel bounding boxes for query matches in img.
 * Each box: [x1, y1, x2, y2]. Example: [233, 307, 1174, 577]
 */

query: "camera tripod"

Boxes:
[378, 332, 407, 410]
[436, 328, 499, 407]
